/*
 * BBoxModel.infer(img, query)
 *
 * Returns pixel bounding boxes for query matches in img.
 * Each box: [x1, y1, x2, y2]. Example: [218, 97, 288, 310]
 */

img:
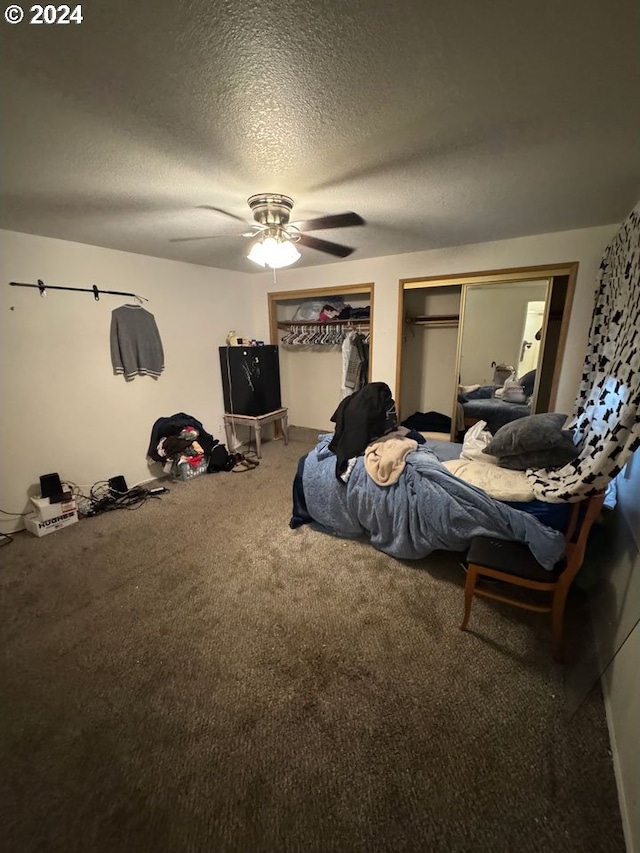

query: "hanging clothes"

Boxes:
[110, 304, 164, 380]
[354, 332, 369, 390]
[341, 331, 368, 398]
[528, 200, 640, 501]
[341, 331, 357, 398]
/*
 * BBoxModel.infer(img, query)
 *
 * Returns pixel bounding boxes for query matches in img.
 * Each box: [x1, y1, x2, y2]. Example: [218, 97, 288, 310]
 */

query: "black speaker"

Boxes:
[39, 473, 63, 500]
[108, 475, 129, 494]
[219, 346, 282, 416]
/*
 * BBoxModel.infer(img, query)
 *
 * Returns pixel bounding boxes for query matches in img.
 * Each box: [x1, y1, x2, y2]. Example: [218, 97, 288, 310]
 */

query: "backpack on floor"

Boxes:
[207, 443, 234, 472]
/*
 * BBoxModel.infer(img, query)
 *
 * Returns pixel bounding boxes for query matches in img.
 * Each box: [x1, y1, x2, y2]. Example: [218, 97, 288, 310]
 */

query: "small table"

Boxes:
[223, 408, 289, 458]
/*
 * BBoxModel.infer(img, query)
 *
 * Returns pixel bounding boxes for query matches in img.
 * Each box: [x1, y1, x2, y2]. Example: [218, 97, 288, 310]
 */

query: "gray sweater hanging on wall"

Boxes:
[110, 304, 165, 380]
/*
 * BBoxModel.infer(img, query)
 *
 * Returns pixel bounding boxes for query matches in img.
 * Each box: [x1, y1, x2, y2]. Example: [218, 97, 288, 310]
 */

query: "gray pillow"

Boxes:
[483, 412, 572, 457]
[498, 445, 579, 471]
[519, 369, 536, 398]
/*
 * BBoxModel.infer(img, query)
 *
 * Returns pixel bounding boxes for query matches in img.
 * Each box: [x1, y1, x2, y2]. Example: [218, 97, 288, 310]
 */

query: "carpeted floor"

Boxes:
[0, 427, 625, 853]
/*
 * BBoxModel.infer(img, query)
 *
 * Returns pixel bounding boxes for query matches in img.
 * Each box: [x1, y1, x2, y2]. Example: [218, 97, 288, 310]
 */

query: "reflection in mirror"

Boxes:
[459, 279, 549, 391]
[455, 279, 550, 436]
[517, 300, 546, 375]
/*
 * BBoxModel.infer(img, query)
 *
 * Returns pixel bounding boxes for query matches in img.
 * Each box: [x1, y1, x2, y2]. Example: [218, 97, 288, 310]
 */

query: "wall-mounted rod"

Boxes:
[9, 280, 147, 302]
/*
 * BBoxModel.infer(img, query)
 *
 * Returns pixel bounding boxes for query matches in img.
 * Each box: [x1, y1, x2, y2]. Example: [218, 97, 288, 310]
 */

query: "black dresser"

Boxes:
[219, 345, 282, 416]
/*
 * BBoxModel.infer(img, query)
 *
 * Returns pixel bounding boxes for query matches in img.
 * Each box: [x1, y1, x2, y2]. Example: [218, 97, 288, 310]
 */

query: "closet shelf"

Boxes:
[406, 314, 459, 328]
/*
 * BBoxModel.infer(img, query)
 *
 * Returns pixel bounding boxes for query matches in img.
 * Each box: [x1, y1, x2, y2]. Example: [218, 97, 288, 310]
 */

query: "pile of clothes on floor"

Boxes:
[147, 412, 231, 474]
[147, 412, 259, 475]
[158, 425, 207, 473]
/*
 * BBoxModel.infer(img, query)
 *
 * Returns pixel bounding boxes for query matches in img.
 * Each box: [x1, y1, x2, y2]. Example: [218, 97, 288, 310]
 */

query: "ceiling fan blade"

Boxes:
[297, 233, 355, 258]
[293, 212, 365, 232]
[197, 205, 247, 223]
[169, 234, 234, 243]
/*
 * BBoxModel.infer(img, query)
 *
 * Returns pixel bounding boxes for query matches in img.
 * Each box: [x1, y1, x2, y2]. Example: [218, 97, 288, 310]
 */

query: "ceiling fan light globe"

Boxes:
[268, 239, 301, 268]
[247, 234, 300, 268]
[247, 241, 268, 267]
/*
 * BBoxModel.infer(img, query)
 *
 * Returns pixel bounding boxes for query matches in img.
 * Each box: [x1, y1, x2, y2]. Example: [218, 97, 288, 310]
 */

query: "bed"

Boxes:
[457, 385, 530, 433]
[290, 433, 566, 569]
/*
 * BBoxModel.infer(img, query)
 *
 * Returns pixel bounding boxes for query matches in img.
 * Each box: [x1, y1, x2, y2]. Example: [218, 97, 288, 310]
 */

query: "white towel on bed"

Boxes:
[365, 436, 418, 486]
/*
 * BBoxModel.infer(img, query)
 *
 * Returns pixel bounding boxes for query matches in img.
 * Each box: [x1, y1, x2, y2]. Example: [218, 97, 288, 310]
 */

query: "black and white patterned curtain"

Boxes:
[530, 201, 640, 502]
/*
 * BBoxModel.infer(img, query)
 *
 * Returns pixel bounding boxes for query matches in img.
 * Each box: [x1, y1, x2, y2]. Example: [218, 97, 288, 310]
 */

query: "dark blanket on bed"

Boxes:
[461, 397, 530, 433]
[291, 434, 565, 569]
[457, 385, 496, 402]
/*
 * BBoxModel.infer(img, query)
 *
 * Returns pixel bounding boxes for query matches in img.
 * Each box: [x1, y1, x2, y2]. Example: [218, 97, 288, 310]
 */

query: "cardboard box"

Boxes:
[30, 494, 76, 521]
[24, 509, 78, 537]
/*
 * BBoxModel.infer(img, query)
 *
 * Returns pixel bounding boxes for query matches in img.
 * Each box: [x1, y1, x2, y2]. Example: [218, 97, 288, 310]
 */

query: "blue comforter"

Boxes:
[300, 435, 565, 569]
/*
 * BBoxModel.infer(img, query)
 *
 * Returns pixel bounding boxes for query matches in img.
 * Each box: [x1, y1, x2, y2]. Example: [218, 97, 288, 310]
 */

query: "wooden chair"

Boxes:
[460, 491, 605, 661]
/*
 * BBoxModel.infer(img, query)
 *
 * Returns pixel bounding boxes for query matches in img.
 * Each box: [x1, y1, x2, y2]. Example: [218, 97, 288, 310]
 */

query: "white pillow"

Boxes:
[443, 458, 535, 501]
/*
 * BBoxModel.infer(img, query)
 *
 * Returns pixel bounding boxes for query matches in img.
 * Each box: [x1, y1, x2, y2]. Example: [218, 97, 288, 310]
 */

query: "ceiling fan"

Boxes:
[170, 193, 365, 268]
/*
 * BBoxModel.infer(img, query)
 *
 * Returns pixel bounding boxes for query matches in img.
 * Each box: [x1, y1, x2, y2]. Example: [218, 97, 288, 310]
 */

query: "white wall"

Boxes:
[0, 229, 252, 532]
[247, 223, 618, 422]
[279, 347, 343, 432]
[598, 452, 640, 853]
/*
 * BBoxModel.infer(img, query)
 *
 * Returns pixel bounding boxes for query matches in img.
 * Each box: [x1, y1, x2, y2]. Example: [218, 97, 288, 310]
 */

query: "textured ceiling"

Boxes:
[1, 0, 639, 272]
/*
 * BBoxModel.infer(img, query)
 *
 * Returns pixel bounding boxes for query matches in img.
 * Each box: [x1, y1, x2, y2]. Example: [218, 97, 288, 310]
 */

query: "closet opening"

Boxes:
[396, 263, 578, 442]
[268, 283, 374, 432]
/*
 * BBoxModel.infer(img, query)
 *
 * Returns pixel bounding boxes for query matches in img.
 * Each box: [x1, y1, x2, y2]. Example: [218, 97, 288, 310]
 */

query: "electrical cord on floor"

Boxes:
[0, 507, 30, 543]
[60, 480, 94, 517]
[60, 479, 169, 518]
[2, 480, 169, 528]
[84, 482, 169, 517]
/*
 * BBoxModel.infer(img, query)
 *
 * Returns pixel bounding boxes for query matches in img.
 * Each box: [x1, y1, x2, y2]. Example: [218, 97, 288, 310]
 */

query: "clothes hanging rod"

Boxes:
[277, 319, 370, 327]
[9, 280, 148, 302]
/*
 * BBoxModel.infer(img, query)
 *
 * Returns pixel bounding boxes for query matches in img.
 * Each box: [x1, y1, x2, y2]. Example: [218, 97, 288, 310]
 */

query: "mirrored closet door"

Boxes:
[457, 278, 550, 406]
[397, 265, 577, 441]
